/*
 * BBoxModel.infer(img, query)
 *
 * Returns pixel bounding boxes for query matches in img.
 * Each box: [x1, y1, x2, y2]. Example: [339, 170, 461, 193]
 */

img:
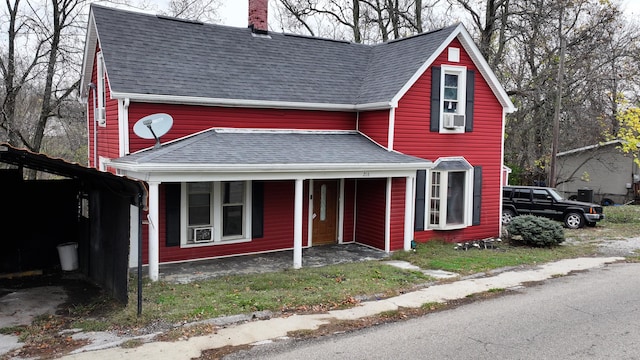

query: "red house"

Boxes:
[80, 1, 515, 280]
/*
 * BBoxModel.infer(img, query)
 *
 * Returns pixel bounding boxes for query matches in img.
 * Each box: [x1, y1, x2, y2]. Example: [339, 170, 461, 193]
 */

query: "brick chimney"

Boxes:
[248, 0, 268, 34]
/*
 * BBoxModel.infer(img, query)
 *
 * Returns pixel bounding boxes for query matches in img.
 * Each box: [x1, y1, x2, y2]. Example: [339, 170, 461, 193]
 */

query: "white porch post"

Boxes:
[293, 178, 303, 269]
[148, 181, 160, 281]
[384, 177, 392, 253]
[338, 178, 345, 243]
[404, 175, 415, 251]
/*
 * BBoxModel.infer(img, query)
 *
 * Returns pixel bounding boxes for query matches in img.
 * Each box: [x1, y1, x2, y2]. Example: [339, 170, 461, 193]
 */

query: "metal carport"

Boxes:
[0, 143, 146, 303]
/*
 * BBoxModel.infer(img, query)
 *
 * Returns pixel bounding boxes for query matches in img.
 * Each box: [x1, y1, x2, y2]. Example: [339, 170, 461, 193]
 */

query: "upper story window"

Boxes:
[440, 65, 466, 132]
[443, 73, 460, 114]
[430, 64, 475, 134]
[96, 51, 106, 127]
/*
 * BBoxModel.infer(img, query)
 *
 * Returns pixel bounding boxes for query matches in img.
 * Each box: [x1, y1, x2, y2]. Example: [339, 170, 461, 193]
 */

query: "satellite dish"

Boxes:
[133, 113, 173, 149]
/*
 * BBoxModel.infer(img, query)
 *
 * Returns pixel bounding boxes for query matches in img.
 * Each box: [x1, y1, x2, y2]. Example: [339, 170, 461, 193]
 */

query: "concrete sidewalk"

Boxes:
[58, 256, 624, 360]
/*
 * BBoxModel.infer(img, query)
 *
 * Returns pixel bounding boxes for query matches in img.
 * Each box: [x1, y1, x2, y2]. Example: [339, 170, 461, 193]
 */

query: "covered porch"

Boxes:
[108, 129, 432, 281]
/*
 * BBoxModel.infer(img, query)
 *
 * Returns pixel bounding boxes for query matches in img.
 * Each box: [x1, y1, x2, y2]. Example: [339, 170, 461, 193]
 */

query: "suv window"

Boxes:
[532, 189, 549, 201]
[514, 188, 530, 200]
[503, 188, 512, 199]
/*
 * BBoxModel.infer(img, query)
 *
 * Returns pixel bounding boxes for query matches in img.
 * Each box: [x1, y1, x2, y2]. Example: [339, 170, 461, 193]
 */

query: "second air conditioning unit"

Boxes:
[443, 113, 465, 129]
[193, 227, 213, 243]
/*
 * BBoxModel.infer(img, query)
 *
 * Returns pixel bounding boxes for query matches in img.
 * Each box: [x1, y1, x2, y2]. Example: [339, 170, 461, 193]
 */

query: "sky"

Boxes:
[218, 0, 247, 27]
[216, 0, 640, 28]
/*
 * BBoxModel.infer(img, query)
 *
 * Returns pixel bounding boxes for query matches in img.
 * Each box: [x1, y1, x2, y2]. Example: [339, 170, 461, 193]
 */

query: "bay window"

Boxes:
[415, 157, 480, 230]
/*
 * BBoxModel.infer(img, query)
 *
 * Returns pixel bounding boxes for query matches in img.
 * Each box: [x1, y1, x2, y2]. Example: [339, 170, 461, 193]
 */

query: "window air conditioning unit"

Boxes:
[193, 227, 213, 243]
[443, 113, 465, 129]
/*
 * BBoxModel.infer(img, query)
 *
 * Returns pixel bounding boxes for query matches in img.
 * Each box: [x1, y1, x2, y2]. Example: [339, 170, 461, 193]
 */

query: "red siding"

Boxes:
[127, 103, 358, 153]
[357, 109, 389, 148]
[355, 179, 386, 249]
[145, 180, 308, 264]
[393, 38, 504, 243]
[87, 44, 121, 169]
[389, 178, 406, 251]
[101, 76, 120, 162]
[342, 179, 356, 242]
[87, 53, 98, 168]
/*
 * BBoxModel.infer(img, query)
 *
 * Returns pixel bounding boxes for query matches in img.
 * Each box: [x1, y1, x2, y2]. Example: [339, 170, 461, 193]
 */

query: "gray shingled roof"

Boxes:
[90, 5, 458, 106]
[110, 130, 430, 168]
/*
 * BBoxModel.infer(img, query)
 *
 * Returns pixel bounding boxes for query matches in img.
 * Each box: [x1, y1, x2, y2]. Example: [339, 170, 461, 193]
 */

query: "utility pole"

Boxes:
[549, 11, 565, 188]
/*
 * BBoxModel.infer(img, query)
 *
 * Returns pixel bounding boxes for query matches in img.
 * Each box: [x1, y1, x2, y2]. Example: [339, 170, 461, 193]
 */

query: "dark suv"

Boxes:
[502, 185, 604, 229]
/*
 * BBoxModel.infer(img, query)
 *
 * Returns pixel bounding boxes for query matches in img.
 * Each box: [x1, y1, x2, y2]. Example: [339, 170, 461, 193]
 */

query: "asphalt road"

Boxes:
[226, 262, 640, 359]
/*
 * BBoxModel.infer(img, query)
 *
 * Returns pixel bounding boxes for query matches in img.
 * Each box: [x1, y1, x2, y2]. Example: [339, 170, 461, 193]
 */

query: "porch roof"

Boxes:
[108, 129, 431, 177]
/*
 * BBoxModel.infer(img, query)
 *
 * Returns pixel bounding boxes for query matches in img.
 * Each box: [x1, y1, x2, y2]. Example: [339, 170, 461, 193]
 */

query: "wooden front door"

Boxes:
[312, 180, 338, 245]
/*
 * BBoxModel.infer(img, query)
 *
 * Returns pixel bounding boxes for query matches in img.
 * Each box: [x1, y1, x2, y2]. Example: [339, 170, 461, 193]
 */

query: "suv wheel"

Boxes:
[564, 212, 584, 229]
[502, 209, 516, 225]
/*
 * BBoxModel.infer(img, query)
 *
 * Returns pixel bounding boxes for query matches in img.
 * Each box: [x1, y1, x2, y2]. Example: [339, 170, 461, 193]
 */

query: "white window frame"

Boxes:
[425, 158, 474, 230]
[96, 52, 107, 127]
[180, 181, 252, 247]
[440, 65, 467, 134]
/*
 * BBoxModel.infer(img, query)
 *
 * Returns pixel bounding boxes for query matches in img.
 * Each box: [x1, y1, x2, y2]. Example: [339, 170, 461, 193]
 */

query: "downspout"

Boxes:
[122, 98, 130, 156]
[88, 83, 97, 167]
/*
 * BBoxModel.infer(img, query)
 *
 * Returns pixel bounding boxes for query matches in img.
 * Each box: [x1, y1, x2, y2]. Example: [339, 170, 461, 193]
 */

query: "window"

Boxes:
[430, 66, 475, 133]
[181, 181, 251, 245]
[514, 188, 531, 200]
[96, 52, 106, 127]
[426, 158, 474, 230]
[414, 162, 482, 231]
[440, 65, 466, 132]
[532, 189, 550, 201]
[429, 170, 469, 228]
[187, 182, 212, 242]
[222, 181, 245, 237]
[443, 73, 461, 114]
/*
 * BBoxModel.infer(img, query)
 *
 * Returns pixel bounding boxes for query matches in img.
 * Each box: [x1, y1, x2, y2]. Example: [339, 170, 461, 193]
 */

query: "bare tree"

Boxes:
[501, 0, 637, 184]
[276, 0, 442, 43]
[446, 0, 510, 67]
[0, 0, 86, 162]
[163, 0, 221, 23]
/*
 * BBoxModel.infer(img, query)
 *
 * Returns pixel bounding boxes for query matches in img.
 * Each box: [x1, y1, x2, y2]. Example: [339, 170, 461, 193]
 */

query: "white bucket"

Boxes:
[57, 242, 78, 271]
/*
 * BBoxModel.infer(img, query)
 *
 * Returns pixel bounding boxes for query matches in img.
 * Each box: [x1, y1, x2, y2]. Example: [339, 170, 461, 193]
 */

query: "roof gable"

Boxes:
[81, 5, 514, 112]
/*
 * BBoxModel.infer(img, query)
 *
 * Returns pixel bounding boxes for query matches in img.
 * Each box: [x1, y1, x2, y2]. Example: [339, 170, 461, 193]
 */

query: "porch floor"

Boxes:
[158, 243, 391, 284]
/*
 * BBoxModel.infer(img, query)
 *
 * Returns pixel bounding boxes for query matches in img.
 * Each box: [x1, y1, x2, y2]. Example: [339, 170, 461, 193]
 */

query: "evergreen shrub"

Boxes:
[506, 215, 564, 247]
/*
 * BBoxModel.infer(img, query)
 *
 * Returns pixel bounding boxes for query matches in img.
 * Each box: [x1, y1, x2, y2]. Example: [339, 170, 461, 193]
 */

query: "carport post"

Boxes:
[148, 182, 160, 281]
[293, 178, 303, 269]
[137, 192, 144, 316]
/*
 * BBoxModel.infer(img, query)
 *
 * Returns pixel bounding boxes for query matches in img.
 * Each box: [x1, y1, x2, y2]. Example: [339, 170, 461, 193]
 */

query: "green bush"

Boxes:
[506, 215, 565, 247]
[603, 205, 640, 224]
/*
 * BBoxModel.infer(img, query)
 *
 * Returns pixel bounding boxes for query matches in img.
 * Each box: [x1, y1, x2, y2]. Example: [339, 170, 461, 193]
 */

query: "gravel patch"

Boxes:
[596, 237, 640, 257]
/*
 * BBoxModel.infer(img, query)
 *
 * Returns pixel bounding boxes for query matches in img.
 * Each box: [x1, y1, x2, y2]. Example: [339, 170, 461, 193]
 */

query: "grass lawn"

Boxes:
[6, 205, 640, 341]
[74, 205, 640, 331]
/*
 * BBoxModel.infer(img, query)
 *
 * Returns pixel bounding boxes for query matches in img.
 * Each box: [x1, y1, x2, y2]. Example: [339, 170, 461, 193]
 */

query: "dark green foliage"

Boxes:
[507, 215, 565, 247]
